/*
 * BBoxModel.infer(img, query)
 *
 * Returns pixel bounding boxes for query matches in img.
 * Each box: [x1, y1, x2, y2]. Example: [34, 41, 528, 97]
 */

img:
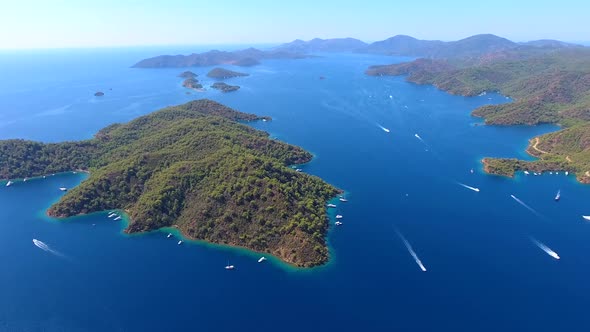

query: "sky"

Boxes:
[0, 0, 589, 49]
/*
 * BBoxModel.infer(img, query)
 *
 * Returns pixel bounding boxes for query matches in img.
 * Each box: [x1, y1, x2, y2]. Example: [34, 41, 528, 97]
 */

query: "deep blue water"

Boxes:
[1, 48, 590, 331]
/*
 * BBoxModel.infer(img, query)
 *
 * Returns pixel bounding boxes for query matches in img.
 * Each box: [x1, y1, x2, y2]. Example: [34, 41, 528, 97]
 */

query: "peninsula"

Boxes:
[132, 48, 307, 68]
[0, 100, 339, 267]
[366, 38, 590, 183]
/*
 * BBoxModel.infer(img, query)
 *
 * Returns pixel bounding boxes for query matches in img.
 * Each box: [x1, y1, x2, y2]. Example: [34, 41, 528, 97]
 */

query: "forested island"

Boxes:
[211, 82, 240, 92]
[367, 41, 590, 183]
[0, 100, 339, 267]
[207, 68, 249, 79]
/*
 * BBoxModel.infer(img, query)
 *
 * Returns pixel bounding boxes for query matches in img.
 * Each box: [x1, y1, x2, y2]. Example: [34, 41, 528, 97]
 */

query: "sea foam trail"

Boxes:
[32, 239, 66, 258]
[377, 124, 390, 133]
[510, 195, 545, 219]
[530, 237, 560, 260]
[457, 182, 480, 192]
[395, 230, 427, 272]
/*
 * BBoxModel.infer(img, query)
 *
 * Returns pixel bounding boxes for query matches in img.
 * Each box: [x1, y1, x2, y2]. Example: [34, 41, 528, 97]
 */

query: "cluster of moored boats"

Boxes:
[107, 211, 122, 221]
[523, 170, 569, 176]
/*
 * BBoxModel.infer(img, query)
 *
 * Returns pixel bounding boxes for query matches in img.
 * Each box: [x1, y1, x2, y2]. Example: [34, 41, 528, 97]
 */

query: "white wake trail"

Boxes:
[530, 237, 560, 260]
[510, 194, 544, 219]
[377, 124, 390, 133]
[396, 230, 427, 272]
[457, 182, 480, 192]
[33, 239, 66, 258]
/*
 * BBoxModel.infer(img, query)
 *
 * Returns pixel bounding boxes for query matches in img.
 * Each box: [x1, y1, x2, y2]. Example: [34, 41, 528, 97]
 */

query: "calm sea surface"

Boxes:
[0, 47, 588, 331]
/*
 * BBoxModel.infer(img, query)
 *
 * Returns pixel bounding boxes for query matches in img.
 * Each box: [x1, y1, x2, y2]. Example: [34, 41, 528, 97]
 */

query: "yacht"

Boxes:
[336, 215, 343, 219]
[23, 178, 28, 182]
[524, 171, 530, 175]
[295, 169, 303, 172]
[225, 262, 235, 270]
[566, 171, 569, 176]
[339, 197, 348, 202]
[178, 240, 183, 245]
[335, 221, 343, 226]
[583, 216, 590, 221]
[59, 187, 67, 191]
[555, 190, 561, 202]
[167, 233, 172, 238]
[108, 213, 116, 218]
[114, 216, 122, 221]
[258, 257, 267, 263]
[6, 181, 13, 187]
[470, 169, 474, 174]
[327, 204, 337, 208]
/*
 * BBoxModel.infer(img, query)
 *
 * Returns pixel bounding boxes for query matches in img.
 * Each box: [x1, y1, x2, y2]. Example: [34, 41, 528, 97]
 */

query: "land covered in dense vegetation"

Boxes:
[207, 68, 249, 79]
[0, 100, 339, 267]
[366, 40, 590, 182]
[211, 82, 240, 92]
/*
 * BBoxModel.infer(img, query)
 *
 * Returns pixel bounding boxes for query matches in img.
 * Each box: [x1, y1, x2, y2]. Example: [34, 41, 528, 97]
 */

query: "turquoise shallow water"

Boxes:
[1, 48, 589, 331]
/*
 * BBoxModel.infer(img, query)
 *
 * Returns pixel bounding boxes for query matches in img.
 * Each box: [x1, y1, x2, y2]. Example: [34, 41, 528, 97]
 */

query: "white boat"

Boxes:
[556, 172, 559, 175]
[6, 181, 13, 187]
[382, 128, 390, 133]
[566, 171, 569, 176]
[295, 169, 303, 172]
[178, 240, 183, 245]
[335, 221, 343, 226]
[258, 257, 267, 263]
[167, 233, 172, 238]
[108, 213, 116, 218]
[339, 197, 348, 202]
[549, 172, 553, 175]
[335, 215, 343, 219]
[225, 262, 235, 270]
[524, 171, 530, 175]
[114, 216, 122, 221]
[583, 216, 590, 221]
[389, 95, 393, 99]
[555, 190, 561, 202]
[470, 169, 474, 174]
[59, 187, 67, 191]
[23, 178, 28, 182]
[327, 204, 337, 208]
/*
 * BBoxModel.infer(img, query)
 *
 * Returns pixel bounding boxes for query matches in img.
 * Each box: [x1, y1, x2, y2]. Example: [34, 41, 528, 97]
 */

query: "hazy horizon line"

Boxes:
[1, 34, 588, 51]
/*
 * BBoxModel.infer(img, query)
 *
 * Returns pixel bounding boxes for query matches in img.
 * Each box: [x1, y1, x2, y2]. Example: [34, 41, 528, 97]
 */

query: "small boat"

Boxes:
[389, 95, 393, 99]
[225, 262, 235, 270]
[583, 216, 590, 221]
[524, 171, 530, 175]
[178, 240, 183, 245]
[6, 181, 13, 187]
[59, 187, 67, 191]
[114, 216, 122, 221]
[555, 190, 561, 202]
[108, 211, 115, 214]
[43, 176, 46, 179]
[335, 215, 343, 219]
[327, 204, 337, 208]
[258, 257, 267, 263]
[108, 213, 116, 218]
[339, 198, 348, 202]
[382, 127, 391, 133]
[295, 169, 303, 172]
[470, 169, 474, 174]
[549, 172, 553, 175]
[167, 233, 172, 238]
[23, 178, 28, 182]
[566, 171, 569, 176]
[556, 172, 559, 175]
[335, 221, 343, 226]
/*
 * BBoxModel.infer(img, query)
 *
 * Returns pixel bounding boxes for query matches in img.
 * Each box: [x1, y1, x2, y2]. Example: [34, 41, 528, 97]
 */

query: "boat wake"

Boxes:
[530, 237, 560, 260]
[32, 239, 65, 258]
[395, 230, 427, 272]
[378, 124, 390, 133]
[457, 182, 480, 192]
[510, 194, 545, 219]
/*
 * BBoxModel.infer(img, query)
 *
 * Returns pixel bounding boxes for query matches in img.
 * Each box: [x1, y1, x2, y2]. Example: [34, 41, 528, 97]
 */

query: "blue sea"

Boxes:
[1, 47, 589, 332]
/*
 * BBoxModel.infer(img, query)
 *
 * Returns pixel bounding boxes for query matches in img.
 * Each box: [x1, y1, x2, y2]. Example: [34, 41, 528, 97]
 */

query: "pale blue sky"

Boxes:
[1, 0, 588, 49]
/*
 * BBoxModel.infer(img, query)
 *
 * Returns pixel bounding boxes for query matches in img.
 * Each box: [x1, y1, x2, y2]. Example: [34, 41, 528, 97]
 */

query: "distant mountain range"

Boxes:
[132, 34, 585, 68]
